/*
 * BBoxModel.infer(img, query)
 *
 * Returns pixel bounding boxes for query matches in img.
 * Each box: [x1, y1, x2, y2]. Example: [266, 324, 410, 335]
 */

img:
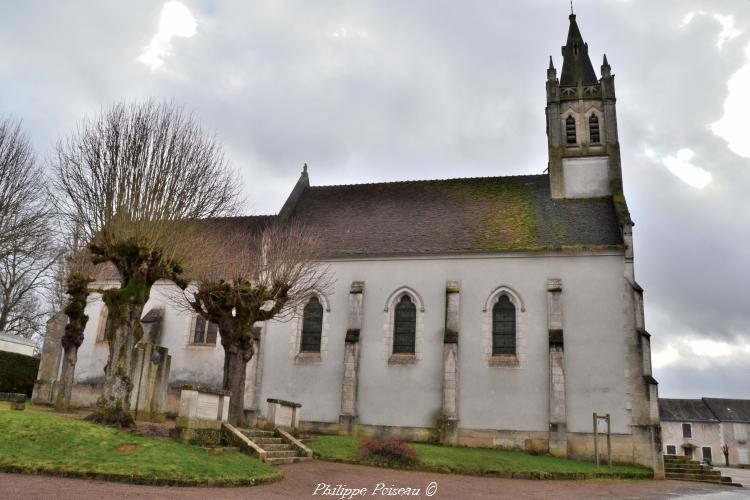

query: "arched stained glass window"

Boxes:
[300, 296, 323, 352]
[393, 295, 416, 354]
[566, 115, 577, 145]
[492, 295, 516, 355]
[589, 114, 600, 144]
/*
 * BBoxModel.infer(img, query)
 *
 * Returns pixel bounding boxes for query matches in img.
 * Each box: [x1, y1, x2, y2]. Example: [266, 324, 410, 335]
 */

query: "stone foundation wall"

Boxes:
[297, 419, 658, 471]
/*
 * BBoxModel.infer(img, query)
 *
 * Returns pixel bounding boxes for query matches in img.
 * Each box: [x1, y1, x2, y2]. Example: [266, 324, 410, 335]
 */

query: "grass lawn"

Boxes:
[308, 435, 652, 479]
[0, 403, 280, 486]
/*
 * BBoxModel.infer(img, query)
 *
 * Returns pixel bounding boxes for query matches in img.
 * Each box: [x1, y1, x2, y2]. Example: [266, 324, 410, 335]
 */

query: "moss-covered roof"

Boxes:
[284, 174, 623, 258]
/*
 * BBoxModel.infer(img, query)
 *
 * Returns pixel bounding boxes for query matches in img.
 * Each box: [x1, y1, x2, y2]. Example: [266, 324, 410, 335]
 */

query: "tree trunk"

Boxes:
[89, 302, 142, 427]
[222, 342, 254, 426]
[54, 344, 78, 411]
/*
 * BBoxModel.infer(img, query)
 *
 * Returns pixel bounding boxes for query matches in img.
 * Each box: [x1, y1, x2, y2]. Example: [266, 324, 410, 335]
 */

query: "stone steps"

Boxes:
[251, 437, 284, 445]
[663, 455, 742, 487]
[266, 456, 312, 465]
[262, 443, 294, 451]
[237, 427, 309, 465]
[265, 449, 299, 459]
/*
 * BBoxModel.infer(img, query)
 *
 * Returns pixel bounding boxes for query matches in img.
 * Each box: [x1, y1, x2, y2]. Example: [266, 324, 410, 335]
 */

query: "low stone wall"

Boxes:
[171, 385, 230, 446]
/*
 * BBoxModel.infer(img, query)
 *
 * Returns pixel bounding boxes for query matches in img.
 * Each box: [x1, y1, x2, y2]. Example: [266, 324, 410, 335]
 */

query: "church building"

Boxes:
[35, 14, 663, 473]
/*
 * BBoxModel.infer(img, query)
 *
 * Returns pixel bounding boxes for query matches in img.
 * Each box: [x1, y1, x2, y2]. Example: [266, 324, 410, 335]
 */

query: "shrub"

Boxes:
[359, 437, 418, 466]
[0, 350, 39, 396]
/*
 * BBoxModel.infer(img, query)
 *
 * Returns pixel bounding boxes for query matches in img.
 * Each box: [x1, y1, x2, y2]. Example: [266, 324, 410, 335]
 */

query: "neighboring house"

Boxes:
[660, 398, 750, 467]
[34, 14, 662, 472]
[0, 332, 36, 357]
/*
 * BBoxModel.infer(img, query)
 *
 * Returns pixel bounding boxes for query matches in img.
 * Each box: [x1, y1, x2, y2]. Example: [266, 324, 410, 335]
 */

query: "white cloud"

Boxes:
[713, 14, 741, 49]
[679, 11, 742, 49]
[653, 338, 750, 370]
[712, 42, 750, 159]
[662, 149, 712, 189]
[331, 27, 369, 40]
[137, 1, 197, 71]
[689, 339, 732, 357]
[652, 344, 679, 370]
[680, 11, 697, 28]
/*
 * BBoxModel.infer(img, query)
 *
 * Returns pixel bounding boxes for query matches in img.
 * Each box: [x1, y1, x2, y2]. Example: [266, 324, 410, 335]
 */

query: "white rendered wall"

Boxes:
[74, 253, 632, 436]
[258, 252, 631, 433]
[563, 157, 609, 197]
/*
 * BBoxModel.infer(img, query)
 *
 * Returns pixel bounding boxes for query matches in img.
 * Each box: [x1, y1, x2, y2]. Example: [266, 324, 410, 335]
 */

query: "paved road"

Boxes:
[716, 467, 750, 486]
[0, 461, 746, 500]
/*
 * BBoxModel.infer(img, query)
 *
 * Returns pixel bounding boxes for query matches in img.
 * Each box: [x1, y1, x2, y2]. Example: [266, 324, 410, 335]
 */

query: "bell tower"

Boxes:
[546, 13, 625, 207]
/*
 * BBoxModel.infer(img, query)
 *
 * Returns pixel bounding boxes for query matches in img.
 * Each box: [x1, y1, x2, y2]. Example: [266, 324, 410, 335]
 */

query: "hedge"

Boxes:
[0, 350, 40, 396]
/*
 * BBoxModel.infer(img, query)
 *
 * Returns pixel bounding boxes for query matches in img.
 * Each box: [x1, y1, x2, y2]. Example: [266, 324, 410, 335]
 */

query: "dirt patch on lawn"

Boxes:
[115, 444, 141, 454]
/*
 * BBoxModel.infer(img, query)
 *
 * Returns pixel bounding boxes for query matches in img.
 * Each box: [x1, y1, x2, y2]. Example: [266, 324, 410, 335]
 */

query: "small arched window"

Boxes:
[492, 295, 516, 355]
[300, 296, 324, 352]
[589, 114, 600, 144]
[393, 295, 416, 354]
[566, 116, 577, 145]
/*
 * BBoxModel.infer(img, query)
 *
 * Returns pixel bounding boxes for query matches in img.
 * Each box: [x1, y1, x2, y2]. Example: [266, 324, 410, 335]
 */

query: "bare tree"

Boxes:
[53, 228, 96, 411]
[52, 100, 240, 425]
[180, 220, 332, 425]
[0, 116, 55, 339]
[0, 229, 58, 338]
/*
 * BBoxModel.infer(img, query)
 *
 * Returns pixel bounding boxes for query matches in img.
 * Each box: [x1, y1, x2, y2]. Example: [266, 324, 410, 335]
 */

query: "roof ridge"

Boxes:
[309, 173, 547, 189]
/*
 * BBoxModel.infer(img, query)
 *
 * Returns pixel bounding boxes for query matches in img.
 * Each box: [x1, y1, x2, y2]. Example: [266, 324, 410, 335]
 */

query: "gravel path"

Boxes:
[2, 461, 747, 499]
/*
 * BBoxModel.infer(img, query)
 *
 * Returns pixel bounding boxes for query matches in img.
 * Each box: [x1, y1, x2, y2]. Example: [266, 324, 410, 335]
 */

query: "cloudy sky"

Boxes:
[1, 0, 748, 398]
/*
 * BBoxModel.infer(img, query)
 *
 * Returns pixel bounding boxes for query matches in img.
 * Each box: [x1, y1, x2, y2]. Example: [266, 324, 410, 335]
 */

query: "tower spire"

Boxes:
[559, 12, 597, 86]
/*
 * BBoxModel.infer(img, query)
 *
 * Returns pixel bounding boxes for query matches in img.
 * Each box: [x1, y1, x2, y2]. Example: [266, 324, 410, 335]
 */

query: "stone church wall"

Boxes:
[65, 249, 658, 469]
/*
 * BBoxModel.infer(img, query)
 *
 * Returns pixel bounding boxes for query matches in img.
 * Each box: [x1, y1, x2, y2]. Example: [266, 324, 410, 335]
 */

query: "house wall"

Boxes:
[720, 422, 750, 466]
[661, 420, 721, 462]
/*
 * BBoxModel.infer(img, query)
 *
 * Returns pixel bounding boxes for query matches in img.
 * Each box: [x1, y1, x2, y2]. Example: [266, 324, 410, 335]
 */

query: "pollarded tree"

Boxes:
[53, 232, 95, 412]
[53, 100, 240, 425]
[181, 220, 331, 425]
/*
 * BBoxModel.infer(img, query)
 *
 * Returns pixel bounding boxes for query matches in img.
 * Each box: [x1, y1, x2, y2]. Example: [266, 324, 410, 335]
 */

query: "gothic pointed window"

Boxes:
[393, 295, 416, 354]
[492, 295, 516, 355]
[566, 115, 576, 145]
[193, 315, 218, 345]
[589, 114, 600, 144]
[300, 296, 324, 352]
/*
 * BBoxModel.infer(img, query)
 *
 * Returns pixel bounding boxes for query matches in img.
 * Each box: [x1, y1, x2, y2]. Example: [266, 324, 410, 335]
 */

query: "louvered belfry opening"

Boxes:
[492, 295, 516, 355]
[301, 296, 323, 352]
[589, 114, 600, 144]
[393, 295, 416, 354]
[566, 115, 576, 144]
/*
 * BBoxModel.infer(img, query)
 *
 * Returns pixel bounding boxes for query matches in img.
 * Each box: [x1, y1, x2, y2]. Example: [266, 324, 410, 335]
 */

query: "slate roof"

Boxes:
[703, 398, 750, 423]
[90, 173, 624, 271]
[285, 174, 623, 258]
[659, 399, 718, 423]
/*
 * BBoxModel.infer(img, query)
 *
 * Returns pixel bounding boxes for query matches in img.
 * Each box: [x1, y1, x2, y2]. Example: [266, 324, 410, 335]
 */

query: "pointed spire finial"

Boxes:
[570, 1, 574, 15]
[549, 55, 554, 70]
[601, 53, 611, 78]
[302, 163, 308, 174]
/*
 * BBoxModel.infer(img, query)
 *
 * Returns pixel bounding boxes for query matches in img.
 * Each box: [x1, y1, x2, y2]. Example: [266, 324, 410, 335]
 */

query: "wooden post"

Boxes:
[606, 413, 612, 469]
[593, 412, 599, 467]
